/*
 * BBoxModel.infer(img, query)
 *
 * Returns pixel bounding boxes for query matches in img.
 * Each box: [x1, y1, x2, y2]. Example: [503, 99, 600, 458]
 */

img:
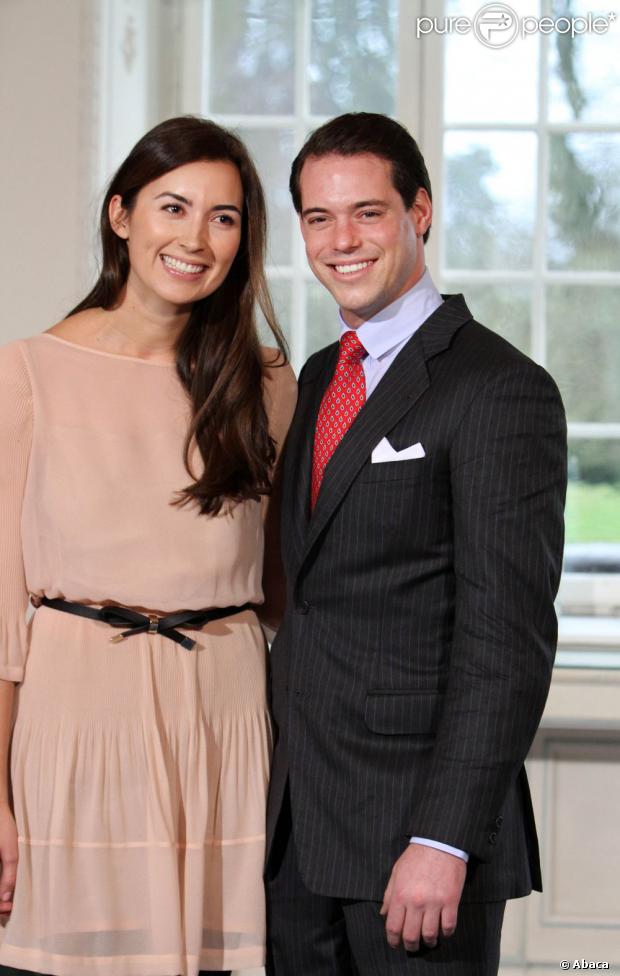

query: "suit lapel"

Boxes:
[295, 294, 473, 577]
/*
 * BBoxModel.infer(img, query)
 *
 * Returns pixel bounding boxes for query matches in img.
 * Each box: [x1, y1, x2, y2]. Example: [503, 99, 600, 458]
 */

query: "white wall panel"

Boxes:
[0, 0, 98, 340]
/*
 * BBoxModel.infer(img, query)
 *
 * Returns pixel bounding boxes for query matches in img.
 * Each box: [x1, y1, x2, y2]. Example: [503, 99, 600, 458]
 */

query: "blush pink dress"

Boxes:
[0, 333, 296, 976]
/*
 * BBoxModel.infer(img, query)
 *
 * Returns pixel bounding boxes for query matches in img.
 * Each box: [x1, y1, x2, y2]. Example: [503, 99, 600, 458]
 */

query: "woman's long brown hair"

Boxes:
[69, 116, 287, 515]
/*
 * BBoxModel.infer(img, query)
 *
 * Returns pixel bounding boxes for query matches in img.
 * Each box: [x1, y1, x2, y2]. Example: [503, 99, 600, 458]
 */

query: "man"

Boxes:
[265, 113, 566, 975]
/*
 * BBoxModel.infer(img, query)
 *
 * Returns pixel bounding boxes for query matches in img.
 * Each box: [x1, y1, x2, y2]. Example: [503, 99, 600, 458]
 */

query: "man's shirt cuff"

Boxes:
[410, 836, 469, 862]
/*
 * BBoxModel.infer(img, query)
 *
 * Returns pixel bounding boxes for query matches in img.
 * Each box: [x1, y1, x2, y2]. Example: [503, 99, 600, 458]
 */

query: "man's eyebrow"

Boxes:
[154, 192, 241, 215]
[352, 199, 388, 209]
[301, 199, 388, 218]
[301, 206, 329, 218]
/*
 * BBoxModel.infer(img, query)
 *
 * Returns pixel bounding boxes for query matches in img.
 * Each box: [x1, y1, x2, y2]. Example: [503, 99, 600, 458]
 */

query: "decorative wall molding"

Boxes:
[96, 0, 152, 189]
[501, 709, 620, 971]
[77, 0, 104, 290]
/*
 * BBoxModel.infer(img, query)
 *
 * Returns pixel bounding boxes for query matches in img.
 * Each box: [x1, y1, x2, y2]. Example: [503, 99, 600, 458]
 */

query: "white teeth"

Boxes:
[162, 255, 205, 274]
[334, 261, 372, 274]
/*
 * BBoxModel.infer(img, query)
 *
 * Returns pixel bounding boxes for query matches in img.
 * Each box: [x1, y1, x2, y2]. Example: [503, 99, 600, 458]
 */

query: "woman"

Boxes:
[0, 116, 296, 976]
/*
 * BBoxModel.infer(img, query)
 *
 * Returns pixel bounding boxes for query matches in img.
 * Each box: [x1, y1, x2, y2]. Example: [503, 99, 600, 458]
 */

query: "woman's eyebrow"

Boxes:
[212, 204, 242, 215]
[154, 192, 241, 215]
[155, 191, 191, 204]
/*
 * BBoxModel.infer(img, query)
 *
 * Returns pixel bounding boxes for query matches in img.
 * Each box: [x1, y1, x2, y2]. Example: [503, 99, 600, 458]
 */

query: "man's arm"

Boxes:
[382, 360, 567, 949]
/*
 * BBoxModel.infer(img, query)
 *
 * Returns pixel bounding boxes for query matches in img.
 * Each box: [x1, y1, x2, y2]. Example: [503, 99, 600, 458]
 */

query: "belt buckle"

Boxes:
[148, 614, 159, 635]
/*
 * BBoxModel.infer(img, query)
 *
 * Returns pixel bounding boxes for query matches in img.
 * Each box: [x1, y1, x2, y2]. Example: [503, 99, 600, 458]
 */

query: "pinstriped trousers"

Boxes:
[266, 792, 505, 976]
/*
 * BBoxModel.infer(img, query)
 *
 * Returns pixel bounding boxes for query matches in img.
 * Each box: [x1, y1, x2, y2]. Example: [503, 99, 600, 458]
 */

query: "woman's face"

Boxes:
[109, 159, 244, 315]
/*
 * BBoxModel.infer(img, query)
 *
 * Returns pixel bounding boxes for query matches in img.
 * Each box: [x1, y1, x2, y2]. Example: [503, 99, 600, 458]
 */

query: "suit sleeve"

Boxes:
[0, 342, 33, 683]
[410, 361, 567, 861]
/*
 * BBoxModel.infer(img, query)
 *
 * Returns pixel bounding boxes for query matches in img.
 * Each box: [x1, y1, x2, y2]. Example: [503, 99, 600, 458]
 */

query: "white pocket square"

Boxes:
[371, 437, 426, 464]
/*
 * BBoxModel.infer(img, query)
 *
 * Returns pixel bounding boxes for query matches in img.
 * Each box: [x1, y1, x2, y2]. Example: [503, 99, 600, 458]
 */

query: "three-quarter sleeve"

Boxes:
[260, 350, 297, 632]
[0, 341, 33, 682]
[262, 349, 298, 461]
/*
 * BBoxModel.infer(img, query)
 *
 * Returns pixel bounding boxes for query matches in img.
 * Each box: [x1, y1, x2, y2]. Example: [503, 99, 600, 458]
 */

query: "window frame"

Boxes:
[97, 0, 620, 635]
[413, 0, 620, 631]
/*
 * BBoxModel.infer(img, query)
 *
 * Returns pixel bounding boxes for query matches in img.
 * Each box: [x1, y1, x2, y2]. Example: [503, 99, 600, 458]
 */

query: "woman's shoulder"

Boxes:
[0, 339, 33, 430]
[261, 345, 295, 380]
[261, 346, 297, 399]
[43, 308, 101, 343]
[0, 336, 31, 386]
[0, 309, 100, 376]
[261, 344, 287, 368]
[261, 346, 297, 446]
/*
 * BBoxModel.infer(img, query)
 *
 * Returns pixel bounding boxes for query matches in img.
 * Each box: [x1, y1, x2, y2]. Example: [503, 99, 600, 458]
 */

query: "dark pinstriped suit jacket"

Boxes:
[266, 294, 567, 904]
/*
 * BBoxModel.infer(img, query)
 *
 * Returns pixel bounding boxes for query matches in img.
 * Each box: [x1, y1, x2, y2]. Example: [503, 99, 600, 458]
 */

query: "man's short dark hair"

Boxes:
[289, 112, 432, 243]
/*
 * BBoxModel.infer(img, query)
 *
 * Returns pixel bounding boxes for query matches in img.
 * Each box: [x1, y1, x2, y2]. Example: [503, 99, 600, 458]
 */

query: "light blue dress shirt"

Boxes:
[338, 268, 469, 864]
[338, 267, 443, 397]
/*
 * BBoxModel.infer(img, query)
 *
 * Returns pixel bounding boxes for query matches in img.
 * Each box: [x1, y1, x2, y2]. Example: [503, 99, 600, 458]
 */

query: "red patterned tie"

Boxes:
[311, 330, 366, 510]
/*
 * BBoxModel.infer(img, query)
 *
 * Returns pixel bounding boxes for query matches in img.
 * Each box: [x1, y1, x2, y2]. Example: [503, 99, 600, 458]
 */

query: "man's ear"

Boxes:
[109, 195, 130, 240]
[411, 188, 432, 238]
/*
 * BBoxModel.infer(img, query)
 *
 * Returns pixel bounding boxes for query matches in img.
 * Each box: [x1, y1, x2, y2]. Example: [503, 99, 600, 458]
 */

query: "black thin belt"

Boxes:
[36, 597, 252, 651]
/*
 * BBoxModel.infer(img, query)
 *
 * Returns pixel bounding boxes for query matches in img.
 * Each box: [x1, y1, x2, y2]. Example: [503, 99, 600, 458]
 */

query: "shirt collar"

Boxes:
[338, 268, 444, 362]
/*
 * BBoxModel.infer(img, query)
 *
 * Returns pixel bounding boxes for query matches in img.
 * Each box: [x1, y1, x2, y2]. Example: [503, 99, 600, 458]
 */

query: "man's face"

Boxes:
[298, 153, 432, 328]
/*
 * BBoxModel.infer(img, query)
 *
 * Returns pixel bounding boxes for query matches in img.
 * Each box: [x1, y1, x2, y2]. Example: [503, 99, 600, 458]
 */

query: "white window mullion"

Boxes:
[199, 0, 211, 115]
[396, 0, 423, 135]
[206, 115, 298, 128]
[288, 0, 314, 370]
[543, 271, 620, 286]
[442, 270, 534, 284]
[531, 14, 550, 368]
[569, 424, 620, 439]
[406, 0, 445, 283]
[97, 0, 153, 190]
[443, 121, 619, 134]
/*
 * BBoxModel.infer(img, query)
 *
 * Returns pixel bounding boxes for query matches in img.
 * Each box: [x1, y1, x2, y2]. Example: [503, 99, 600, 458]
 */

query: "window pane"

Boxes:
[444, 1, 539, 124]
[547, 286, 620, 423]
[306, 280, 339, 357]
[443, 132, 537, 270]
[442, 282, 531, 355]
[548, 0, 620, 124]
[310, 0, 398, 115]
[547, 133, 620, 271]
[209, 0, 295, 114]
[259, 279, 292, 346]
[562, 440, 620, 618]
[236, 127, 296, 266]
[565, 440, 620, 547]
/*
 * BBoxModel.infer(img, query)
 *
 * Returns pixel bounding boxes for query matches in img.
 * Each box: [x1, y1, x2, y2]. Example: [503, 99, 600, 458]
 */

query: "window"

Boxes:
[99, 0, 620, 624]
[197, 0, 400, 366]
[425, 0, 620, 622]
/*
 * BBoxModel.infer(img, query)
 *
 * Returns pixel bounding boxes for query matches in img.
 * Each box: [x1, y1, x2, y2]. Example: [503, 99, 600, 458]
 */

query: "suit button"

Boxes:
[495, 816, 504, 828]
[489, 831, 497, 845]
[296, 601, 310, 614]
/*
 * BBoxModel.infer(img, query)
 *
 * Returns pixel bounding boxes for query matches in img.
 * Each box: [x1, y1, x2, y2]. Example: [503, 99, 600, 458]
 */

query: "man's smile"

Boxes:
[328, 259, 377, 280]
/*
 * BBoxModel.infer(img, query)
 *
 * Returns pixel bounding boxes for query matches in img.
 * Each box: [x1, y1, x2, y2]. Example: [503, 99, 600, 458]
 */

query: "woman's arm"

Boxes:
[260, 456, 287, 634]
[259, 354, 297, 634]
[0, 679, 17, 913]
[0, 340, 36, 913]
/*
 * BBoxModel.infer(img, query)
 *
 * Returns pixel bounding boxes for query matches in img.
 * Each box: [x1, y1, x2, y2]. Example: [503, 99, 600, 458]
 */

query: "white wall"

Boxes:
[0, 0, 95, 342]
